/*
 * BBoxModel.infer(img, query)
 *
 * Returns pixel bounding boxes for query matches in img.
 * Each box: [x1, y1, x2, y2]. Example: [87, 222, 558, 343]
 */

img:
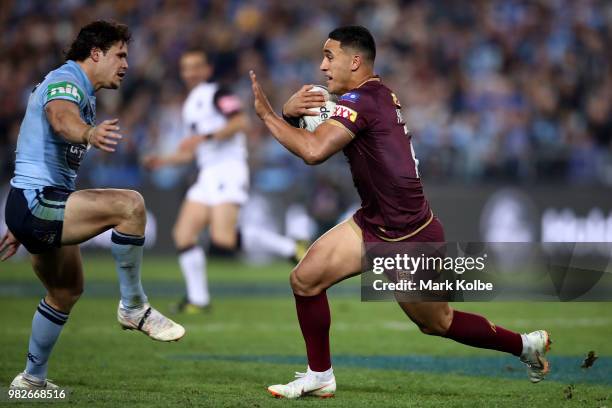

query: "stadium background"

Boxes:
[1, 1, 611, 406]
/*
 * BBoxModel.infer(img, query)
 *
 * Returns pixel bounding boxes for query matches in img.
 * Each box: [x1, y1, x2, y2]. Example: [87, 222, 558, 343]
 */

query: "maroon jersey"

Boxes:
[328, 78, 432, 241]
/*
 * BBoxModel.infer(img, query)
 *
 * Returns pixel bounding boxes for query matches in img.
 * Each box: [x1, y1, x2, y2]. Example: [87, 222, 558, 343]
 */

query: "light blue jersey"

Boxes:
[11, 60, 96, 190]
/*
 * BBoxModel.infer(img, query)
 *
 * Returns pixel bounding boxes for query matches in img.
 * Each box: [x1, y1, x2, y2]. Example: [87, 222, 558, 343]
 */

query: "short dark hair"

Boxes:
[328, 26, 376, 63]
[65, 20, 131, 62]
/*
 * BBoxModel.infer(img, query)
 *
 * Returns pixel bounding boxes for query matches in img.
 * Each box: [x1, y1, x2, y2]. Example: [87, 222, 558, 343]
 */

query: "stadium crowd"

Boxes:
[1, 0, 611, 199]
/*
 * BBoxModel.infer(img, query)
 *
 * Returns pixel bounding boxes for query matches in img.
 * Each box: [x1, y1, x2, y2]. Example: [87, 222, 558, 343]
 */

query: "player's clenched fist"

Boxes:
[87, 118, 123, 152]
[282, 85, 326, 118]
[249, 70, 275, 121]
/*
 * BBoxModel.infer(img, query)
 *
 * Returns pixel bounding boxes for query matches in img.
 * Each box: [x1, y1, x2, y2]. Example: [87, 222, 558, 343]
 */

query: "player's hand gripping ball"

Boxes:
[299, 86, 337, 132]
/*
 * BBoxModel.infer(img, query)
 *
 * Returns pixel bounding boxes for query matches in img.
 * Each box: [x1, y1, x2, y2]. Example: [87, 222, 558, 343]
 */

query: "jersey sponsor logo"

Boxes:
[339, 92, 360, 103]
[66, 143, 87, 171]
[332, 105, 358, 122]
[46, 81, 84, 104]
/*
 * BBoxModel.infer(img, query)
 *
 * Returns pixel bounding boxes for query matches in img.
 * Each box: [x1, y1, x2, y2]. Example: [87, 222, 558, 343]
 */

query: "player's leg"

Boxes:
[172, 199, 211, 310]
[239, 199, 307, 261]
[268, 219, 363, 399]
[6, 187, 151, 312]
[212, 204, 304, 262]
[209, 202, 241, 252]
[240, 224, 293, 257]
[208, 201, 296, 258]
[61, 188, 146, 244]
[11, 246, 82, 389]
[62, 188, 148, 308]
[201, 160, 302, 260]
[204, 159, 298, 259]
[394, 216, 520, 353]
[396, 301, 524, 351]
[393, 216, 550, 383]
[396, 301, 551, 382]
[62, 188, 185, 341]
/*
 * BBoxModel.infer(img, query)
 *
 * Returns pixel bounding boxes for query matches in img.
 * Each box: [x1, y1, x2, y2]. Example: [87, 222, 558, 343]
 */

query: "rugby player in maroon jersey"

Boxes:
[250, 25, 550, 399]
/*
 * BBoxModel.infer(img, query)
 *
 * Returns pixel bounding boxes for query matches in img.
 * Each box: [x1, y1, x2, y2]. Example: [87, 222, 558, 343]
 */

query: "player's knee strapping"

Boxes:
[111, 230, 148, 309]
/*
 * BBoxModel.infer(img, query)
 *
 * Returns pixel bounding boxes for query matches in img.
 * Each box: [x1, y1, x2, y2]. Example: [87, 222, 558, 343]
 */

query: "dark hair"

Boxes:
[328, 26, 376, 63]
[65, 20, 131, 62]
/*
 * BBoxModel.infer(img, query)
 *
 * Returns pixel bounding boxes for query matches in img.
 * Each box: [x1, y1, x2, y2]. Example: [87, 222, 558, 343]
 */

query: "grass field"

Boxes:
[1, 254, 611, 407]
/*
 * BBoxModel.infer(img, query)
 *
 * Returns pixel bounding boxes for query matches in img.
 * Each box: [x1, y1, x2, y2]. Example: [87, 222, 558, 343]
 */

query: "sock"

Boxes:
[307, 366, 334, 381]
[241, 225, 296, 258]
[294, 292, 332, 371]
[444, 310, 523, 356]
[111, 230, 148, 309]
[25, 299, 69, 380]
[178, 245, 209, 306]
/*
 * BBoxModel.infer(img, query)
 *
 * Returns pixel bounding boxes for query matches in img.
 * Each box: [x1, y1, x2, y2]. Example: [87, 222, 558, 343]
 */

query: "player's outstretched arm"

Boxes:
[250, 71, 351, 165]
[142, 147, 195, 170]
[0, 230, 20, 261]
[211, 112, 249, 141]
[45, 100, 123, 152]
[176, 112, 249, 151]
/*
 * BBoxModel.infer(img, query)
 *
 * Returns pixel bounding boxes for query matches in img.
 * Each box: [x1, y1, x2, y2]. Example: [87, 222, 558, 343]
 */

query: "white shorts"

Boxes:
[186, 160, 249, 206]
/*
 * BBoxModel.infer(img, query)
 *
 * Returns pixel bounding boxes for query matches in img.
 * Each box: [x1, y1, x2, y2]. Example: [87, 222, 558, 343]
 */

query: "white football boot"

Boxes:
[520, 330, 552, 383]
[10, 372, 58, 389]
[117, 302, 185, 342]
[268, 368, 336, 399]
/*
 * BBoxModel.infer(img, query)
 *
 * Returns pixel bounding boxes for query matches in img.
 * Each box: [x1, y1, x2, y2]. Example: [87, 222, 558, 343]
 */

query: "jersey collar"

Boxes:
[67, 60, 95, 96]
[356, 75, 381, 89]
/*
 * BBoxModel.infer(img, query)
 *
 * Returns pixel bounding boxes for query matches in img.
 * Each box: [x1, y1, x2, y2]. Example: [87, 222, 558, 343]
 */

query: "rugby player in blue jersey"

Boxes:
[1, 20, 185, 390]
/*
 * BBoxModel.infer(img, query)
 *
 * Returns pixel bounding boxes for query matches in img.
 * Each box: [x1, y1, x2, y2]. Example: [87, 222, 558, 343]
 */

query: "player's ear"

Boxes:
[90, 47, 102, 62]
[351, 54, 361, 72]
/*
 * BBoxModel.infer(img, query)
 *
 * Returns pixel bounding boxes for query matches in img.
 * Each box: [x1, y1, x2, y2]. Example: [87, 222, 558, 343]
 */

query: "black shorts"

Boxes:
[5, 187, 73, 254]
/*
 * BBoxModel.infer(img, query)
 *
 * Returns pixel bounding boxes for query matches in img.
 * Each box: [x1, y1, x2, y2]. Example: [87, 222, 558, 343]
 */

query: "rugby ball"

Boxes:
[299, 86, 337, 132]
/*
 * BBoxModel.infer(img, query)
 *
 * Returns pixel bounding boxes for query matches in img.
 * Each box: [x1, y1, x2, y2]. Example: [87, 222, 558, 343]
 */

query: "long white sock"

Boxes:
[241, 225, 296, 258]
[178, 246, 209, 306]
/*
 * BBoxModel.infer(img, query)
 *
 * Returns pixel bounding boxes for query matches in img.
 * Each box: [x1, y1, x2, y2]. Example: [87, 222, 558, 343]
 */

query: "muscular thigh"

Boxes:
[291, 219, 363, 295]
[62, 188, 140, 245]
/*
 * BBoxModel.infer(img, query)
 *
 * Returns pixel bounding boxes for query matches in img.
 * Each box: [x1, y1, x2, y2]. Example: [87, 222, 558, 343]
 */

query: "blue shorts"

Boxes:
[5, 187, 73, 254]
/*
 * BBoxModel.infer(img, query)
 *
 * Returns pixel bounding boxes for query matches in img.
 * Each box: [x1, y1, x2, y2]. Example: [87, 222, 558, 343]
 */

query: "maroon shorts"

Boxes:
[351, 211, 445, 243]
[352, 212, 448, 300]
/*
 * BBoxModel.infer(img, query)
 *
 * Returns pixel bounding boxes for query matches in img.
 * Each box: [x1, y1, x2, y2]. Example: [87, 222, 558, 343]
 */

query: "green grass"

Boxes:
[1, 256, 611, 407]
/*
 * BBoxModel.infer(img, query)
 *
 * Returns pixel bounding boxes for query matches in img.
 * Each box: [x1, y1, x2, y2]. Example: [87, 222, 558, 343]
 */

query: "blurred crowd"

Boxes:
[1, 0, 611, 215]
